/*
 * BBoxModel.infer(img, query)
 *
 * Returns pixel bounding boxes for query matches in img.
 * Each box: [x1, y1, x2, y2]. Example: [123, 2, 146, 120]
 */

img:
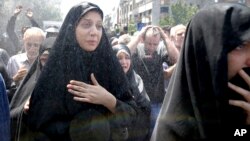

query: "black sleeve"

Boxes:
[6, 15, 20, 53]
[29, 18, 40, 28]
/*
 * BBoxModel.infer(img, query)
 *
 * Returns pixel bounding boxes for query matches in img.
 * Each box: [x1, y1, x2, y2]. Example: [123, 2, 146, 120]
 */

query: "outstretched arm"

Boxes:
[6, 6, 22, 53]
[157, 26, 179, 64]
[26, 8, 40, 28]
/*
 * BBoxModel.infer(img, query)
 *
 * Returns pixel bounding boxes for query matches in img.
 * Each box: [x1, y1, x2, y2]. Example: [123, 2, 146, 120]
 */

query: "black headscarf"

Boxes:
[151, 3, 250, 141]
[112, 44, 134, 84]
[113, 44, 151, 140]
[27, 2, 135, 140]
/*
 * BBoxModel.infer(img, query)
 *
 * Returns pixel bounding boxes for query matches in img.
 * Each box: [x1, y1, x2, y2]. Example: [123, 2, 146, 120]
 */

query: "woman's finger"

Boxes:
[228, 82, 250, 102]
[68, 88, 89, 97]
[90, 73, 99, 86]
[239, 69, 250, 86]
[69, 80, 90, 88]
[229, 100, 250, 113]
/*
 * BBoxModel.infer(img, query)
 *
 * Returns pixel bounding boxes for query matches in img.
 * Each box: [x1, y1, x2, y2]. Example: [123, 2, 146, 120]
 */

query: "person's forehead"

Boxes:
[145, 34, 161, 40]
[176, 29, 186, 34]
[24, 36, 44, 42]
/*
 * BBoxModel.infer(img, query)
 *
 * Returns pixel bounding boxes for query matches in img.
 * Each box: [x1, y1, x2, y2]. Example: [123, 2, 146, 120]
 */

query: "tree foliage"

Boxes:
[160, 0, 198, 26]
[128, 20, 136, 35]
[0, 0, 63, 35]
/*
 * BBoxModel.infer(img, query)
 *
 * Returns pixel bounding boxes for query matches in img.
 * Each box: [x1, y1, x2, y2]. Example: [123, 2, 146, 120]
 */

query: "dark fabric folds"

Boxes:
[151, 2, 250, 141]
[26, 2, 136, 140]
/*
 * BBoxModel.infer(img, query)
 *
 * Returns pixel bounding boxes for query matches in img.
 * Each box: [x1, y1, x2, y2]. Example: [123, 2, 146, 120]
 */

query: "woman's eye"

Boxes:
[81, 21, 91, 28]
[236, 45, 244, 50]
[96, 24, 102, 30]
[125, 55, 130, 60]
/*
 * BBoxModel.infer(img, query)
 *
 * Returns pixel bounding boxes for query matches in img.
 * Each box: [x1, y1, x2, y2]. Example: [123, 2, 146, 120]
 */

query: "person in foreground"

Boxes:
[26, 2, 137, 141]
[151, 2, 250, 141]
[0, 74, 10, 141]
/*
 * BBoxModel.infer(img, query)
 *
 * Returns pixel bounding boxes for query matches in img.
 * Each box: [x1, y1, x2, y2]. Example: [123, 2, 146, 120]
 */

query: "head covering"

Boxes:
[113, 44, 151, 141]
[151, 3, 250, 140]
[113, 44, 133, 79]
[26, 2, 134, 139]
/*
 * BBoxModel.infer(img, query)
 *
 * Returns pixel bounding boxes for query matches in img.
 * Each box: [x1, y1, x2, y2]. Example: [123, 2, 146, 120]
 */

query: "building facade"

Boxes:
[104, 0, 250, 34]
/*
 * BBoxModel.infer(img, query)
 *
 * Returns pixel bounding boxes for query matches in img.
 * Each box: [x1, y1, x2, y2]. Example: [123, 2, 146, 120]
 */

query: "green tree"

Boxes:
[160, 0, 198, 26]
[128, 19, 136, 35]
[0, 0, 63, 35]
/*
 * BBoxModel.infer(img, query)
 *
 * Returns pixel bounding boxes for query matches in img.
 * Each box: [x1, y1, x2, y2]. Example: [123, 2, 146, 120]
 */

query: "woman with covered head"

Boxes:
[151, 2, 250, 141]
[113, 44, 151, 141]
[26, 2, 137, 141]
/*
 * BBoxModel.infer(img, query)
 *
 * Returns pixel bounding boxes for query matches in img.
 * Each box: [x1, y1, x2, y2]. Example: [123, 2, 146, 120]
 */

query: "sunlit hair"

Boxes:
[118, 34, 131, 45]
[23, 27, 46, 40]
[170, 24, 186, 37]
[145, 27, 161, 39]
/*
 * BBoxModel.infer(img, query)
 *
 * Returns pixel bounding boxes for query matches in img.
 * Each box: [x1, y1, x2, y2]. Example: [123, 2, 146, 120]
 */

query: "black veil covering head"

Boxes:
[152, 2, 250, 141]
[112, 44, 133, 81]
[27, 1, 134, 139]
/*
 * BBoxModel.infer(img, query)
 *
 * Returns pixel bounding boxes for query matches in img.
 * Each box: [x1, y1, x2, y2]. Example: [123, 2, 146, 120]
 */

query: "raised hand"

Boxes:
[14, 5, 22, 16]
[26, 8, 33, 19]
[228, 69, 250, 124]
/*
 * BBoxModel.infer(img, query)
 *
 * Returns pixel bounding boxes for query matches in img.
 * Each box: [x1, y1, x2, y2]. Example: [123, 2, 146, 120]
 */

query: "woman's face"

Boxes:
[117, 52, 131, 73]
[39, 50, 49, 66]
[75, 11, 103, 51]
[228, 42, 250, 80]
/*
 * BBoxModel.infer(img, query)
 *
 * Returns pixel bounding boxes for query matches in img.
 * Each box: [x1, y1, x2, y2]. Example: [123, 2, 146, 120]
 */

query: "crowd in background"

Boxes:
[1, 1, 250, 141]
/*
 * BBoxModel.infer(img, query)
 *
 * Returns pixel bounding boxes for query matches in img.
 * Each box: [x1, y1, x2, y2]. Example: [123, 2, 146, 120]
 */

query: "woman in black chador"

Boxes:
[151, 2, 250, 141]
[26, 2, 137, 141]
[113, 44, 151, 141]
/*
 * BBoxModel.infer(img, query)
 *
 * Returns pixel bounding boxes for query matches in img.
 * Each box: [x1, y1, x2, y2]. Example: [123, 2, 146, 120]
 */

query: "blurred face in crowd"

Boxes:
[144, 28, 161, 55]
[117, 51, 131, 74]
[228, 42, 250, 80]
[75, 10, 103, 52]
[23, 28, 45, 63]
[173, 29, 185, 51]
[39, 50, 50, 66]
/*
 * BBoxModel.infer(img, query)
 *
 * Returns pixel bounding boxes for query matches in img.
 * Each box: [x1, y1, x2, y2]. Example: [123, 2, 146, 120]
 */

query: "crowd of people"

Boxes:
[0, 1, 250, 141]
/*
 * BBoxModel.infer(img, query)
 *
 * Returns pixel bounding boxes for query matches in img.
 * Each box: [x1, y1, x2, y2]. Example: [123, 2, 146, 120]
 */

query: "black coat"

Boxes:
[26, 2, 137, 141]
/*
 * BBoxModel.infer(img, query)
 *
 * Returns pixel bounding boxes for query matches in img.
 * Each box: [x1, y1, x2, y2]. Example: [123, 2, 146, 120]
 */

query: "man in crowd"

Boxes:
[127, 25, 179, 133]
[6, 27, 45, 100]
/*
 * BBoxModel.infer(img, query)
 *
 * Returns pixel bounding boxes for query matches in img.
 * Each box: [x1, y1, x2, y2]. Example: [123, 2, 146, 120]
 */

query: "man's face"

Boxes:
[24, 36, 43, 62]
[174, 30, 185, 51]
[144, 35, 161, 55]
